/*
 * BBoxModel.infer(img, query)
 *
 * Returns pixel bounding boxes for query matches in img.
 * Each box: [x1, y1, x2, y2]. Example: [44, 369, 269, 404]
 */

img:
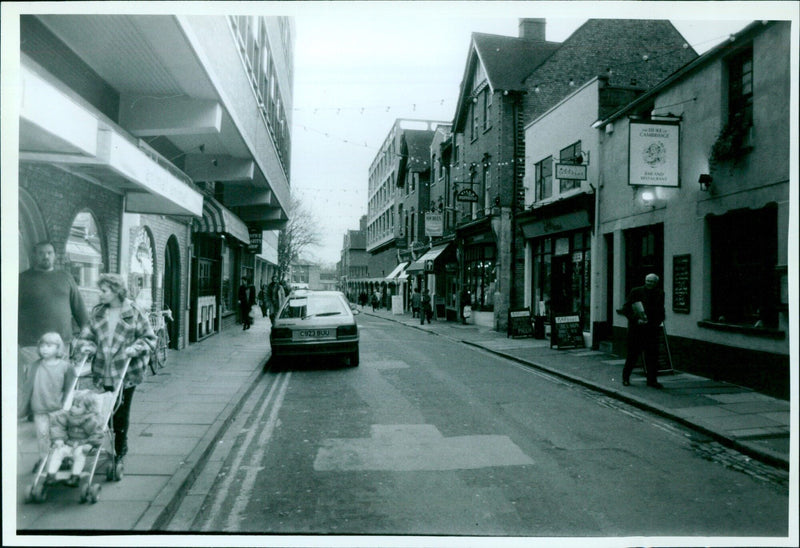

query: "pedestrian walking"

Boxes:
[238, 277, 256, 330]
[23, 332, 76, 471]
[621, 273, 665, 388]
[75, 273, 156, 472]
[371, 290, 380, 312]
[18, 240, 89, 419]
[420, 289, 433, 325]
[411, 288, 422, 318]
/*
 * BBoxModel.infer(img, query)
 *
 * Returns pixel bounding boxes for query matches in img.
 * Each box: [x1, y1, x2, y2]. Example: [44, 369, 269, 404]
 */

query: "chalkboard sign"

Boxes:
[672, 254, 690, 313]
[643, 325, 674, 374]
[551, 314, 585, 349]
[507, 308, 534, 338]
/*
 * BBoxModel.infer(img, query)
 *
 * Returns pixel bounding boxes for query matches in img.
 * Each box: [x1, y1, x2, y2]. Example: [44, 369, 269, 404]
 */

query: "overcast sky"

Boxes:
[286, 2, 794, 265]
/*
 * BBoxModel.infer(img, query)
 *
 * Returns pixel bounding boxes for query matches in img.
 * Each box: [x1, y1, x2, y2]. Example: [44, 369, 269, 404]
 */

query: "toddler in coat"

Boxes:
[46, 390, 105, 486]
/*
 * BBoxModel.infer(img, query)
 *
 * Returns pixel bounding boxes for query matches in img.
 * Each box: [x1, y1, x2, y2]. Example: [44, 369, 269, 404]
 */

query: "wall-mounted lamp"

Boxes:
[641, 189, 655, 207]
[698, 173, 712, 191]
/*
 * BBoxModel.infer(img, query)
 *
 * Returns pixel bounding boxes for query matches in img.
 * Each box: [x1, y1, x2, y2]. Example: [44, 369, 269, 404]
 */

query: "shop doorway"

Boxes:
[164, 236, 181, 349]
[551, 254, 573, 315]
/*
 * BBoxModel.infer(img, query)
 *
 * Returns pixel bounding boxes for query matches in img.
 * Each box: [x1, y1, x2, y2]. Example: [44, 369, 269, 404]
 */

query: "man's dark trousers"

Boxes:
[623, 324, 659, 385]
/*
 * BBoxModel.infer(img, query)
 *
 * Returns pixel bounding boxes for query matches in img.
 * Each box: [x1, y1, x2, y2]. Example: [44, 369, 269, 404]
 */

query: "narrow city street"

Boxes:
[176, 314, 788, 538]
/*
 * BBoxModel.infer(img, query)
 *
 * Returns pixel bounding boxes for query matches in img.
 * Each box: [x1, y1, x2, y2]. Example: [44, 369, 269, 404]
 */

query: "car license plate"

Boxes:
[294, 329, 331, 340]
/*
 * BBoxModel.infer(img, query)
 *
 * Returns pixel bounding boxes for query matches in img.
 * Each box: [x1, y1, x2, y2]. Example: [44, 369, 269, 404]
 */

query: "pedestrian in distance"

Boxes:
[258, 284, 268, 318]
[460, 289, 471, 325]
[238, 277, 256, 330]
[23, 332, 77, 472]
[267, 276, 281, 324]
[45, 390, 104, 486]
[76, 273, 156, 471]
[421, 289, 433, 325]
[18, 240, 89, 419]
[411, 287, 422, 318]
[371, 290, 380, 312]
[621, 273, 665, 388]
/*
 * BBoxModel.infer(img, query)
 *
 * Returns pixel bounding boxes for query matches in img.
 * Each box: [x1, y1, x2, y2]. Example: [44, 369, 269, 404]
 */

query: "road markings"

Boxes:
[200, 372, 291, 532]
[314, 424, 534, 472]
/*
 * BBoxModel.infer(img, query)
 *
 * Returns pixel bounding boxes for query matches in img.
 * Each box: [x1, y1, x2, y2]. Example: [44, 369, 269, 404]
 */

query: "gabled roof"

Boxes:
[454, 32, 560, 130]
[474, 33, 561, 91]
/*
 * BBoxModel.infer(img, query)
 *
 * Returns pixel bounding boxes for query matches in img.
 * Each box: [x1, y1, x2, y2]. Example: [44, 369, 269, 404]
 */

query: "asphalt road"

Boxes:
[175, 314, 789, 539]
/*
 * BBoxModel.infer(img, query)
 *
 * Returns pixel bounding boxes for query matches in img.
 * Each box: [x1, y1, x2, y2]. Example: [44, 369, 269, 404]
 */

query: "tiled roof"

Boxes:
[472, 33, 560, 91]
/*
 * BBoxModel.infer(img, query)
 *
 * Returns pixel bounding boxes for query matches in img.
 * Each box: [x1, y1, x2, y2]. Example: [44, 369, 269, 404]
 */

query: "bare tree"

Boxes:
[277, 194, 322, 277]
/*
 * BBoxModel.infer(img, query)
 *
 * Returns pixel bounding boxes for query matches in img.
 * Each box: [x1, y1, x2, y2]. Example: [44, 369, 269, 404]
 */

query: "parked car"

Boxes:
[268, 290, 360, 369]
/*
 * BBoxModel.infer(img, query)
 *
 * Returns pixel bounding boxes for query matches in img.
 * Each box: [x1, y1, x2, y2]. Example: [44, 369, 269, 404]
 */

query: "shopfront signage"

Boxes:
[629, 120, 680, 187]
[551, 314, 584, 349]
[425, 212, 443, 237]
[507, 308, 535, 339]
[248, 228, 263, 254]
[672, 254, 690, 313]
[556, 163, 587, 180]
[457, 189, 480, 202]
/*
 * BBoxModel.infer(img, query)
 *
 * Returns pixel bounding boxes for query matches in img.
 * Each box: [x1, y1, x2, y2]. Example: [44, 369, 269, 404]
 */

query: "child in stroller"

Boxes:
[45, 389, 104, 486]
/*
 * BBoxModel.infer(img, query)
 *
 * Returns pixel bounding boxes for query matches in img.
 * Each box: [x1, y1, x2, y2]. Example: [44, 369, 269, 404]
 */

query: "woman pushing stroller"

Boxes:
[75, 273, 156, 472]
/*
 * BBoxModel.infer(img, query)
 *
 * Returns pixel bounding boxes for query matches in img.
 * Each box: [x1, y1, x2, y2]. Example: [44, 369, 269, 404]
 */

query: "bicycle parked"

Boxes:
[147, 307, 173, 375]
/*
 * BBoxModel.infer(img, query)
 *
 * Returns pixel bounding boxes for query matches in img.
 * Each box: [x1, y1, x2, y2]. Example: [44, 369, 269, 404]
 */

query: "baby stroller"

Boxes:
[25, 356, 131, 504]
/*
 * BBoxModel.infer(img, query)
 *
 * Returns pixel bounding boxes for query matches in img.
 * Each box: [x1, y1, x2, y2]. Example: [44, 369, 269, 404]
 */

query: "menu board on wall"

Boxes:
[672, 254, 690, 313]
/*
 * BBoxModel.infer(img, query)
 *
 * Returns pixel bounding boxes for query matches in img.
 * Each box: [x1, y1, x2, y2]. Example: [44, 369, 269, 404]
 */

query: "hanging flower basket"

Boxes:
[709, 117, 752, 171]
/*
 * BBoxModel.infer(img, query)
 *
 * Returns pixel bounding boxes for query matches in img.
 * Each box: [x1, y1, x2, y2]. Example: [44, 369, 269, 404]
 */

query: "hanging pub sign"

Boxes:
[425, 212, 443, 237]
[457, 188, 480, 202]
[628, 119, 680, 187]
[248, 228, 263, 254]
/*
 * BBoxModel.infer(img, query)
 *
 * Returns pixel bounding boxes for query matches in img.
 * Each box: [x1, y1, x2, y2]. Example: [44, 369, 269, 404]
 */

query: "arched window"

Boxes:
[19, 188, 48, 273]
[66, 210, 105, 309]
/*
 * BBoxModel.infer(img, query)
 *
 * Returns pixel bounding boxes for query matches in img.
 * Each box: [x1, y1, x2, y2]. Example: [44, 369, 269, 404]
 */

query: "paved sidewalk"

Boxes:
[15, 314, 272, 532]
[363, 307, 791, 470]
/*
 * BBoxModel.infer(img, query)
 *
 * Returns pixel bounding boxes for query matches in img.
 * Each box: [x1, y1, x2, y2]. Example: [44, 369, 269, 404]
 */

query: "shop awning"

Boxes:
[385, 261, 410, 281]
[193, 196, 251, 245]
[406, 243, 452, 272]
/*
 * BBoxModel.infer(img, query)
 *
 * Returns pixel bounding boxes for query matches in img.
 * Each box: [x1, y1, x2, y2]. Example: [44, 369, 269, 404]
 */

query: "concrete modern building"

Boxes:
[593, 20, 791, 398]
[17, 14, 293, 347]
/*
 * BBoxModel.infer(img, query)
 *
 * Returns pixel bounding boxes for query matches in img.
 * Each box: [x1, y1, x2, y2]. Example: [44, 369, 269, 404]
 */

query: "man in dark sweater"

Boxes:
[622, 273, 665, 388]
[18, 240, 89, 417]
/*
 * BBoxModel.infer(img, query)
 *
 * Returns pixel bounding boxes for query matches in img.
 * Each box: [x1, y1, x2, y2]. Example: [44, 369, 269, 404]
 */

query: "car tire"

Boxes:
[268, 354, 282, 372]
[349, 348, 359, 367]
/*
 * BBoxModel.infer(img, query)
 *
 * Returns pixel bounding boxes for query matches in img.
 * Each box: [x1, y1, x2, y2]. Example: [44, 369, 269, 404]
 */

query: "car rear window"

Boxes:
[279, 294, 349, 319]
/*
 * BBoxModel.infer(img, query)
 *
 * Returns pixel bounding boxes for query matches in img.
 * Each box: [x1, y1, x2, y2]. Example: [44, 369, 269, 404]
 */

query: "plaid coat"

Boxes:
[77, 299, 156, 389]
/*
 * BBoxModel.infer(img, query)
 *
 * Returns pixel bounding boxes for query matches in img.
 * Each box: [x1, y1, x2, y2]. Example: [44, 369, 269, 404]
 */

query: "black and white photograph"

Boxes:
[2, 1, 797, 547]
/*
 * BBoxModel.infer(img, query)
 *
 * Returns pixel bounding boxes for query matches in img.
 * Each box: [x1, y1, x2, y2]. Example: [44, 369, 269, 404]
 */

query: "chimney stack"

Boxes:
[519, 18, 546, 41]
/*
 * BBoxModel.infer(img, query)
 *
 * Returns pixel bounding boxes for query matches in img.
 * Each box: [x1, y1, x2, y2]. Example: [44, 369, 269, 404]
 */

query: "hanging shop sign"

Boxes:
[628, 120, 680, 187]
[556, 163, 587, 180]
[457, 189, 480, 203]
[248, 228, 263, 254]
[425, 212, 443, 237]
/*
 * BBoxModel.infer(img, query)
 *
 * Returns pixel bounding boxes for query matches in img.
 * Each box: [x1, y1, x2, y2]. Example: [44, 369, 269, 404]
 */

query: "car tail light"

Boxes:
[270, 327, 292, 340]
[336, 324, 357, 338]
